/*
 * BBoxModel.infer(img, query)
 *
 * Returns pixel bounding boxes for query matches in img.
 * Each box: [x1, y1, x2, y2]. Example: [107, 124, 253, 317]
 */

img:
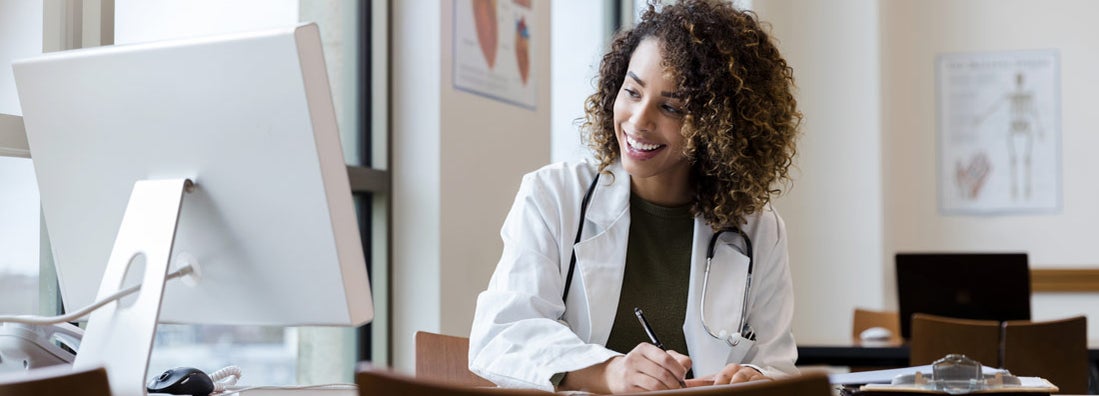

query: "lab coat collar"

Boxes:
[582, 161, 630, 233]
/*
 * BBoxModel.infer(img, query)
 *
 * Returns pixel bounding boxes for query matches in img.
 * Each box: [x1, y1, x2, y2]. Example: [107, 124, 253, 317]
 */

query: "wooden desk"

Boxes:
[796, 341, 1099, 368]
[796, 342, 909, 367]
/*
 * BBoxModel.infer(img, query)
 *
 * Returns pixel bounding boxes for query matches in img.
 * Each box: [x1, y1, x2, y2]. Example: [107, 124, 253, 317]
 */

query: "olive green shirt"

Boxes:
[604, 193, 694, 356]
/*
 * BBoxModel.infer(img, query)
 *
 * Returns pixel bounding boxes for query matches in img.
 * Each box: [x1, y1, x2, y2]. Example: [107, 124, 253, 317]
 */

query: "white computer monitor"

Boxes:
[13, 23, 372, 395]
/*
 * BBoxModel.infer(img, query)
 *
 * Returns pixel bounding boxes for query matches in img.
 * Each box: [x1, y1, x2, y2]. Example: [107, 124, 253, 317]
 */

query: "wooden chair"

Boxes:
[852, 308, 902, 343]
[1001, 316, 1088, 395]
[415, 331, 494, 387]
[0, 365, 110, 395]
[909, 313, 1000, 367]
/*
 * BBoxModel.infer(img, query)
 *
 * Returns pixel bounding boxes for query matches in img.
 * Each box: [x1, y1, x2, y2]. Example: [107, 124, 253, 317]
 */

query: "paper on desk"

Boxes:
[828, 364, 1003, 385]
[859, 376, 1057, 393]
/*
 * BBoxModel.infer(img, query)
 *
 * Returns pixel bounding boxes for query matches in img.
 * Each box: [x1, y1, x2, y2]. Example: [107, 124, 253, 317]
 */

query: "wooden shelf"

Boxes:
[1031, 268, 1099, 292]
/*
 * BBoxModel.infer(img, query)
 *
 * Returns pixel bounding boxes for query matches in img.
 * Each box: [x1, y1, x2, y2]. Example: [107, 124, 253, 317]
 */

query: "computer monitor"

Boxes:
[895, 252, 1030, 339]
[13, 23, 372, 394]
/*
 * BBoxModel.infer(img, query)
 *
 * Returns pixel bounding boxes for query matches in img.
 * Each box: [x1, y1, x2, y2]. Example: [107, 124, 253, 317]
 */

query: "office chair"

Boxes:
[909, 313, 1000, 367]
[852, 308, 902, 343]
[1002, 316, 1088, 395]
[0, 365, 110, 395]
[415, 331, 495, 387]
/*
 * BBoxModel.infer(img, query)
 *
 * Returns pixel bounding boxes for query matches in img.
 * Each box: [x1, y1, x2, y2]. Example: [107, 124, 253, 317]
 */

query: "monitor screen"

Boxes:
[895, 252, 1030, 339]
[13, 23, 373, 327]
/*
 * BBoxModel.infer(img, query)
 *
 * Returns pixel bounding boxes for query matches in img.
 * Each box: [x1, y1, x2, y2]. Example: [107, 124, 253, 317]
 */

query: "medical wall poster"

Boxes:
[454, 0, 536, 109]
[936, 50, 1061, 214]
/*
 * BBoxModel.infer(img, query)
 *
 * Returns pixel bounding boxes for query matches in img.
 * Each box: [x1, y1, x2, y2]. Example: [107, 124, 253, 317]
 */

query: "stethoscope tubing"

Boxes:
[701, 228, 754, 346]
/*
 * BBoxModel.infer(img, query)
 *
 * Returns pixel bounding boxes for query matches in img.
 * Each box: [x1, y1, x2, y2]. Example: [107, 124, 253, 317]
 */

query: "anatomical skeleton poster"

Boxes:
[937, 49, 1061, 214]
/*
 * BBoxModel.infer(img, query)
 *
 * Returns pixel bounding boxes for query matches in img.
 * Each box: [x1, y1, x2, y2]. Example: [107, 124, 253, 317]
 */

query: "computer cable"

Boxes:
[218, 383, 358, 393]
[208, 365, 242, 393]
[0, 265, 194, 325]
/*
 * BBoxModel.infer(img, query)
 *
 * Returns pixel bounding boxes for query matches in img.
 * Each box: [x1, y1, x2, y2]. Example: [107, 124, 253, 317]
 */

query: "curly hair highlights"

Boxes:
[581, 0, 801, 229]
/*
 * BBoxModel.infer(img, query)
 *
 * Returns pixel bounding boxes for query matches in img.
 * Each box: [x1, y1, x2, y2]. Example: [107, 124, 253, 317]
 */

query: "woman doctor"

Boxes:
[469, 1, 801, 393]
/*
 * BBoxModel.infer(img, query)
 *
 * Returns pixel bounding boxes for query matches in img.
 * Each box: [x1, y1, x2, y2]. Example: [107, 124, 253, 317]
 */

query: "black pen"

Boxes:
[633, 307, 665, 349]
[634, 307, 686, 387]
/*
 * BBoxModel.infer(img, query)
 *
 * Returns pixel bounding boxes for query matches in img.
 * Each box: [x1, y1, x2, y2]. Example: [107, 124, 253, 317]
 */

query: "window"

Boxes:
[0, 0, 44, 317]
[4, 0, 390, 385]
[0, 157, 40, 315]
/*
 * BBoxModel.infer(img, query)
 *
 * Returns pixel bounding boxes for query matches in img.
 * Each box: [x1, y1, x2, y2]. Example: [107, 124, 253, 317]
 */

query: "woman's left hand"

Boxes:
[685, 364, 769, 386]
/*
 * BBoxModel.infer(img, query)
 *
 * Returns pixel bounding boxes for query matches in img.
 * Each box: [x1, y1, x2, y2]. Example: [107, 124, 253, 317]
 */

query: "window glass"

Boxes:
[0, 157, 39, 315]
[0, 0, 43, 115]
[301, 0, 362, 166]
[1, 1, 43, 315]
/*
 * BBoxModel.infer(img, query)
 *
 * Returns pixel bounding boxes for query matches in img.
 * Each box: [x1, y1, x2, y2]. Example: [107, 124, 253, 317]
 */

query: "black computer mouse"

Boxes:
[147, 367, 215, 396]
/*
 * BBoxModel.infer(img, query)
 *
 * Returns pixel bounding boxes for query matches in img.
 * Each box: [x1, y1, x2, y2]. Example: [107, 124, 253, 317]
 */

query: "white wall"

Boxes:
[391, 0, 552, 373]
[755, 0, 884, 344]
[757, 0, 1099, 344]
[388, 0, 1099, 370]
[880, 0, 1099, 340]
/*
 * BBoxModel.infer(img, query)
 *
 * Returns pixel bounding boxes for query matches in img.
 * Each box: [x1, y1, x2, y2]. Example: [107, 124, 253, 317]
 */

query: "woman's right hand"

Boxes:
[601, 343, 691, 393]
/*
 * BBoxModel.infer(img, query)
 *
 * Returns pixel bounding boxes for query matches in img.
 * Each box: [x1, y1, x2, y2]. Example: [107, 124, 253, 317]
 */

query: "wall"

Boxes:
[757, 0, 1099, 344]
[391, 0, 552, 372]
[880, 0, 1099, 340]
[388, 0, 1099, 370]
[755, 0, 885, 344]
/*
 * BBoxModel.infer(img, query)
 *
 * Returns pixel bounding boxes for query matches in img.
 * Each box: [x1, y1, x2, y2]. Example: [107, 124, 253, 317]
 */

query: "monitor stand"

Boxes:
[71, 179, 192, 396]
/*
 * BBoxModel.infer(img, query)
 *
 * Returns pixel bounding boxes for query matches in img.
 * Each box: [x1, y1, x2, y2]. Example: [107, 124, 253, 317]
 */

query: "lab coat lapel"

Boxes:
[570, 163, 630, 346]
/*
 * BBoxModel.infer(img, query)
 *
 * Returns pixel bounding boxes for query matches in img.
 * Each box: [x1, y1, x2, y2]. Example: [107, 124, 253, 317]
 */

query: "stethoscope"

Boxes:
[701, 227, 755, 347]
[561, 173, 756, 347]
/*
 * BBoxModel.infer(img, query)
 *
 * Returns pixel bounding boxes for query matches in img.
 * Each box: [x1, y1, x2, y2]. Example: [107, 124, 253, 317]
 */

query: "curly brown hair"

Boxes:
[582, 0, 801, 229]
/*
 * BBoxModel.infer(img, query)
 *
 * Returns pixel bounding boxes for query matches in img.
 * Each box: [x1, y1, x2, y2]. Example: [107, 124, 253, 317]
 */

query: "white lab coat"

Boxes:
[469, 161, 797, 391]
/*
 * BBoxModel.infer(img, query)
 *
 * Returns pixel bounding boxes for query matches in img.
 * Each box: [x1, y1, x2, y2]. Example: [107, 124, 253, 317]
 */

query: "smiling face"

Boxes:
[613, 38, 691, 205]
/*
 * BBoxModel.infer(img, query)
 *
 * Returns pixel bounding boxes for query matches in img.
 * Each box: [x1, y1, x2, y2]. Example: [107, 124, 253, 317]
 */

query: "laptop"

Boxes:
[895, 253, 1031, 339]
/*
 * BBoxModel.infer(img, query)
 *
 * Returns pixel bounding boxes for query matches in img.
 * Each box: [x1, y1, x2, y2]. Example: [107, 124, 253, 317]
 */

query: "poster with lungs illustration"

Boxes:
[454, 0, 535, 109]
[936, 49, 1061, 215]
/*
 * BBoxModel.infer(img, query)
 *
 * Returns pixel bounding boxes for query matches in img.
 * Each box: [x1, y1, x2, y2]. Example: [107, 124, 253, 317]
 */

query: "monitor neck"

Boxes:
[73, 178, 191, 396]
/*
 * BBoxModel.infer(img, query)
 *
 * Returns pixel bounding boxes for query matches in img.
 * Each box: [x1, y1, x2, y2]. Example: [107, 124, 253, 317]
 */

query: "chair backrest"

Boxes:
[909, 313, 1000, 367]
[1001, 316, 1088, 395]
[414, 331, 494, 387]
[852, 308, 902, 343]
[357, 366, 551, 396]
[0, 365, 110, 395]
